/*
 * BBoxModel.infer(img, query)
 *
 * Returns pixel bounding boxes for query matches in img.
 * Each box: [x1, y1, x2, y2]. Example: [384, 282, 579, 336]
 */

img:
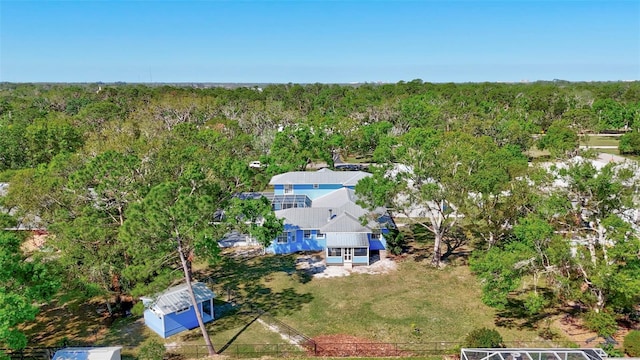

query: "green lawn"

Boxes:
[23, 240, 565, 357]
[580, 136, 619, 147]
[201, 241, 546, 348]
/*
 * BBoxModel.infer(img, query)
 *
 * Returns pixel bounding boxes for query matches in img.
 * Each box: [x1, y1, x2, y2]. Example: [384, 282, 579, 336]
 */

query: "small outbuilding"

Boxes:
[141, 282, 215, 338]
[52, 347, 122, 360]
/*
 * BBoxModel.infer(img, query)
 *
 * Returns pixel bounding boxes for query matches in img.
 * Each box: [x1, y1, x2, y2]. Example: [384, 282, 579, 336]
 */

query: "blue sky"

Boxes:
[1, 0, 639, 83]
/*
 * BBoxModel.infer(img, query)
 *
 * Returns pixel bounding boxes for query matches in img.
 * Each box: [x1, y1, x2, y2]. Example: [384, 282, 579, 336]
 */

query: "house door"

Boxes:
[343, 248, 353, 264]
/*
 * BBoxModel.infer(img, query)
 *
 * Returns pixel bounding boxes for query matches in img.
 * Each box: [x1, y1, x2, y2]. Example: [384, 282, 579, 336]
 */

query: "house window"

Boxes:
[328, 248, 341, 256]
[313, 184, 319, 189]
[277, 232, 288, 244]
[354, 248, 367, 256]
[284, 184, 293, 194]
[303, 230, 311, 239]
[175, 306, 191, 314]
[371, 232, 380, 240]
[316, 231, 325, 239]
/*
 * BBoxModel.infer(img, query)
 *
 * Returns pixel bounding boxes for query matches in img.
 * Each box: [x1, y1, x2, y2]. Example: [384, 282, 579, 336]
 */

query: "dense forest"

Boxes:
[1, 80, 640, 352]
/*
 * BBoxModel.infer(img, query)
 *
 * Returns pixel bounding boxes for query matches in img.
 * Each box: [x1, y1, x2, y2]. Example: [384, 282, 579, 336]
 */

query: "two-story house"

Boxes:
[265, 168, 393, 267]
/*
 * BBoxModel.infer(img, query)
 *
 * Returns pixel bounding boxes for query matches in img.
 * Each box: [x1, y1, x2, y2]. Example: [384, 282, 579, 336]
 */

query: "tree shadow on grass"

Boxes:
[400, 224, 468, 265]
[494, 288, 562, 331]
[185, 253, 314, 348]
[216, 312, 262, 353]
[198, 253, 299, 291]
[22, 298, 117, 347]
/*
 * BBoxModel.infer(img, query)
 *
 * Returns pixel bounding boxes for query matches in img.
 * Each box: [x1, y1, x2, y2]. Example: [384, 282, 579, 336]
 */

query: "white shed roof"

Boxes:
[142, 282, 214, 316]
[53, 347, 122, 360]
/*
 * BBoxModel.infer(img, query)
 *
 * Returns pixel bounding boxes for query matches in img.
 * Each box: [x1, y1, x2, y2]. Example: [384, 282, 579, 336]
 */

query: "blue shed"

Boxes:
[141, 282, 215, 338]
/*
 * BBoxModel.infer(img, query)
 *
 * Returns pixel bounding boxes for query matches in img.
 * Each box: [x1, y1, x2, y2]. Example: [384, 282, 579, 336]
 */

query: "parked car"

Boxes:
[249, 161, 263, 168]
[335, 163, 367, 171]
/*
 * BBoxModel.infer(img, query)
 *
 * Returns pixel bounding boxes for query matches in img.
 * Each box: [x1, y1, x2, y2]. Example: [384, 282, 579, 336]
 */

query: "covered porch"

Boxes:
[325, 233, 370, 267]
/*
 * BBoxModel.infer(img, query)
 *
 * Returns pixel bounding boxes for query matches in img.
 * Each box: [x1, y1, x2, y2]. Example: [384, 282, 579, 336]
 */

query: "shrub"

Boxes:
[624, 330, 640, 357]
[464, 328, 504, 348]
[137, 338, 165, 360]
[619, 132, 640, 155]
[582, 311, 618, 337]
[385, 228, 406, 255]
[599, 343, 624, 357]
[131, 301, 145, 317]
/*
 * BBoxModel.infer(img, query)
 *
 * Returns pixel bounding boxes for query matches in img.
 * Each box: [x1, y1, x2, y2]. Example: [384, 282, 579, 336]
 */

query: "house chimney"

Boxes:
[328, 209, 333, 222]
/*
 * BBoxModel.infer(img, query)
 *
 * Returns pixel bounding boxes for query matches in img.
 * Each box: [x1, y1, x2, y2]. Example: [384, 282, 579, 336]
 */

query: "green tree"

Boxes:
[536, 160, 640, 313]
[47, 151, 146, 311]
[120, 167, 224, 356]
[619, 131, 640, 155]
[0, 232, 59, 352]
[537, 121, 578, 159]
[358, 130, 506, 266]
[225, 196, 284, 253]
[269, 125, 319, 171]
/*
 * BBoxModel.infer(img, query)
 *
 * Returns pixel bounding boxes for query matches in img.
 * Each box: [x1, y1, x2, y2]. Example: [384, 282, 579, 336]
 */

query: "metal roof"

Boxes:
[53, 347, 122, 360]
[311, 188, 357, 207]
[142, 282, 214, 316]
[269, 168, 371, 186]
[321, 212, 370, 233]
[461, 348, 607, 360]
[326, 233, 369, 247]
[276, 208, 335, 228]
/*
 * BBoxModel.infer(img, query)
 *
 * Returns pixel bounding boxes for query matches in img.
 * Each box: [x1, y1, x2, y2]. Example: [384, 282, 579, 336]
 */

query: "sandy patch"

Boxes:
[296, 254, 397, 278]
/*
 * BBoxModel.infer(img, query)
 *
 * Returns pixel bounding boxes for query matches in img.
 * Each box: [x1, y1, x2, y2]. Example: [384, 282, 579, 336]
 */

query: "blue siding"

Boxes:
[164, 307, 200, 338]
[368, 234, 387, 251]
[273, 184, 347, 200]
[325, 256, 369, 265]
[353, 256, 369, 265]
[144, 301, 214, 338]
[267, 238, 325, 254]
[144, 310, 165, 338]
[266, 225, 327, 254]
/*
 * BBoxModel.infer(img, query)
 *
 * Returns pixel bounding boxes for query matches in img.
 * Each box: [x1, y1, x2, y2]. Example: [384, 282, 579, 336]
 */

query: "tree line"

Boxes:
[1, 80, 639, 352]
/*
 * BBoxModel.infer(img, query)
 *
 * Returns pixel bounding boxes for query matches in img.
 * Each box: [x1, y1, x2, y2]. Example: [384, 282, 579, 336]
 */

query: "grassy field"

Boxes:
[201, 236, 545, 345]
[22, 235, 564, 357]
[579, 136, 620, 147]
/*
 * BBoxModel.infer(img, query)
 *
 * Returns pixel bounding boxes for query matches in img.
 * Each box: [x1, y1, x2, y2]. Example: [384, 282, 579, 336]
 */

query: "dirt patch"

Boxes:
[21, 233, 50, 253]
[310, 334, 405, 357]
[553, 314, 629, 347]
[296, 254, 397, 278]
[21, 299, 145, 347]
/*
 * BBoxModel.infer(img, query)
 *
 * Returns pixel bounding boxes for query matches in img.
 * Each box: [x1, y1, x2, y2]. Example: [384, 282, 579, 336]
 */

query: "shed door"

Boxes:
[202, 299, 212, 317]
[343, 248, 353, 263]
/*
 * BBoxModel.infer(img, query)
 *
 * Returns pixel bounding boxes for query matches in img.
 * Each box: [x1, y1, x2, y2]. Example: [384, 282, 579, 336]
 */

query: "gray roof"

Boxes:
[321, 212, 370, 233]
[143, 282, 214, 315]
[311, 187, 357, 208]
[276, 208, 334, 229]
[275, 186, 382, 232]
[269, 168, 371, 186]
[326, 233, 369, 247]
